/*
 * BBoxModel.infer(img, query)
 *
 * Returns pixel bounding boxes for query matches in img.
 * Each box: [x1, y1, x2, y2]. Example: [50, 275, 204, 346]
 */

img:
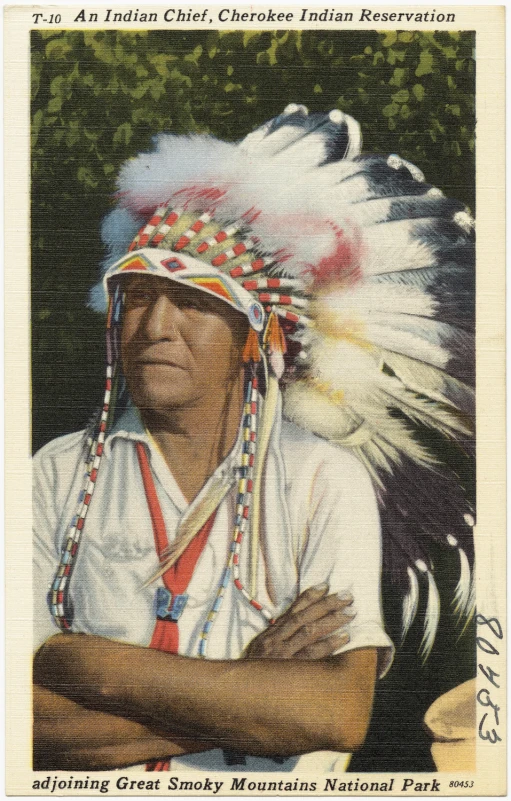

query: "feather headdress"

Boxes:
[53, 104, 475, 657]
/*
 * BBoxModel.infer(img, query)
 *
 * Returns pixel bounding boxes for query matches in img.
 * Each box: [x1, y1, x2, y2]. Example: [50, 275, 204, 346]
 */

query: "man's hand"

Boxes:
[244, 584, 355, 660]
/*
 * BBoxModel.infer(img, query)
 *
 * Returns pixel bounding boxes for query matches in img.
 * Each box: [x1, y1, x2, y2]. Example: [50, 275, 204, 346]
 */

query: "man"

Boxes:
[33, 104, 473, 771]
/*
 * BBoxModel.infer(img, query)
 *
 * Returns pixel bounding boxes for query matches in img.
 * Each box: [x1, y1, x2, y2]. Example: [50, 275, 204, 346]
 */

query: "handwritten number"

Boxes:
[476, 636, 499, 656]
[476, 616, 503, 744]
[476, 689, 500, 724]
[476, 688, 493, 708]
[478, 713, 502, 744]
[475, 614, 503, 639]
[478, 663, 500, 689]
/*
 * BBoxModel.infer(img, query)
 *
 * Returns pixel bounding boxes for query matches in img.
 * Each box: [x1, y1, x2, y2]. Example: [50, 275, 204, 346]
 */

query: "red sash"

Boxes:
[136, 442, 216, 771]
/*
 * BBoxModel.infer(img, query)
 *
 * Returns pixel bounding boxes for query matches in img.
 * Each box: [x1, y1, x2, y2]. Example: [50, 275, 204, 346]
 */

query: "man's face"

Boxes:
[120, 275, 248, 414]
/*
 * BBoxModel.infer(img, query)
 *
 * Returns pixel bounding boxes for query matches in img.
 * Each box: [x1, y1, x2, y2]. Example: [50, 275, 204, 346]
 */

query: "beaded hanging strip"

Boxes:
[197, 367, 275, 658]
[49, 287, 122, 630]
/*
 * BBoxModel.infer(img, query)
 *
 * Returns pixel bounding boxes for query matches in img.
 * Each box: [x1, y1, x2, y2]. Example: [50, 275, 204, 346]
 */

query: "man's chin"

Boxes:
[132, 396, 194, 414]
[128, 385, 197, 415]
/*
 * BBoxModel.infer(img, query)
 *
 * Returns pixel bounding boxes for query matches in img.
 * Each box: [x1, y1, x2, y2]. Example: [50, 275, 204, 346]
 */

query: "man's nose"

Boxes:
[144, 294, 181, 341]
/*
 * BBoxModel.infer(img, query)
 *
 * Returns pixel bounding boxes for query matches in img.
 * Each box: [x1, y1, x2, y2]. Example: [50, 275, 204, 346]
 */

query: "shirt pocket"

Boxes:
[71, 537, 157, 644]
[92, 528, 156, 562]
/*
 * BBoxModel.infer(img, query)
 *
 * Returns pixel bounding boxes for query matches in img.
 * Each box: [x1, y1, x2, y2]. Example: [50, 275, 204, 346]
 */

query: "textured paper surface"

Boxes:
[4, 4, 506, 795]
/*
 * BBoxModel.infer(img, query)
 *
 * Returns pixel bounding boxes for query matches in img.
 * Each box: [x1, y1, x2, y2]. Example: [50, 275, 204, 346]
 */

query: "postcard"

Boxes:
[4, 4, 506, 796]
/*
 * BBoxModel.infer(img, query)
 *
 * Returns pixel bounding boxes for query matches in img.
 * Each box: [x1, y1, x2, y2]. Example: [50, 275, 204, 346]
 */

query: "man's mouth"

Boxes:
[137, 358, 185, 368]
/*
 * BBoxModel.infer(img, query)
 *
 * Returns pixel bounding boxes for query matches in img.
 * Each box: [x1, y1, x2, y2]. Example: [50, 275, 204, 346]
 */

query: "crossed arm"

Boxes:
[33, 586, 377, 770]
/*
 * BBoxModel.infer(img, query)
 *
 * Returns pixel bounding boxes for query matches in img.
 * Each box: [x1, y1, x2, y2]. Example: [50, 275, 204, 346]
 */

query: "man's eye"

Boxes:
[178, 296, 206, 311]
[126, 290, 152, 306]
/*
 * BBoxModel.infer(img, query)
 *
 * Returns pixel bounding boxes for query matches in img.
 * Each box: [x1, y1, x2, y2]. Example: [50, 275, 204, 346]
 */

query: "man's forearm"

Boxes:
[33, 684, 211, 770]
[34, 635, 376, 756]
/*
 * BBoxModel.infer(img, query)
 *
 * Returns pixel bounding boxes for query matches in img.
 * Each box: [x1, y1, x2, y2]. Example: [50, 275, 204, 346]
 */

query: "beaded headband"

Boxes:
[104, 248, 266, 332]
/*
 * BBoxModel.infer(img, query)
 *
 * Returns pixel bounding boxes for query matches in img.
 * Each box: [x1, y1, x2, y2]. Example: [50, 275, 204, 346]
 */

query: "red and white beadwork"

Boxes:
[211, 239, 255, 267]
[128, 205, 169, 251]
[229, 257, 273, 278]
[242, 277, 306, 292]
[151, 208, 183, 246]
[197, 373, 274, 658]
[50, 348, 116, 628]
[174, 213, 212, 251]
[128, 207, 182, 251]
[196, 224, 240, 254]
[276, 307, 312, 326]
[256, 292, 308, 309]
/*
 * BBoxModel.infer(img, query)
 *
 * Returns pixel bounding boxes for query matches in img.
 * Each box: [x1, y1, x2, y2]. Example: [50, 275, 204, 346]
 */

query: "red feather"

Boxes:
[306, 222, 363, 289]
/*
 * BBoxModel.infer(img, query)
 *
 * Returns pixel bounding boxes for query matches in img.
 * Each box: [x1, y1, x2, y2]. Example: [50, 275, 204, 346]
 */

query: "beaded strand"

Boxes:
[196, 223, 240, 254]
[49, 291, 122, 630]
[197, 370, 275, 658]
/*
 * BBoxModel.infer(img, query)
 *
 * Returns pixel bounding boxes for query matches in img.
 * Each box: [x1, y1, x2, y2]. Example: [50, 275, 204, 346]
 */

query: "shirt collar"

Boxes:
[104, 403, 149, 454]
[106, 402, 243, 462]
[103, 401, 245, 514]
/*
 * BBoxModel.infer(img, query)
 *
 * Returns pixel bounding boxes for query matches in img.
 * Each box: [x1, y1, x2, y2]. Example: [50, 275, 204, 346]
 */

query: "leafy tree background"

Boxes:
[31, 28, 476, 772]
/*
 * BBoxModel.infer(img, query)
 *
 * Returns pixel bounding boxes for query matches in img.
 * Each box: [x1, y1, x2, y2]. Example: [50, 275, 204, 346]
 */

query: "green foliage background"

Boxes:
[31, 28, 476, 771]
[32, 28, 475, 449]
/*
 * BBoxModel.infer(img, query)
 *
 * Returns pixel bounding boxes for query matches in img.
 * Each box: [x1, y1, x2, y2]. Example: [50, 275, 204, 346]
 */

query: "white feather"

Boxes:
[340, 111, 362, 159]
[237, 118, 275, 152]
[239, 104, 309, 155]
[293, 340, 461, 450]
[265, 131, 331, 171]
[283, 380, 439, 473]
[350, 447, 386, 488]
[453, 547, 472, 619]
[117, 135, 239, 212]
[352, 436, 394, 476]
[468, 573, 476, 617]
[402, 566, 420, 639]
[380, 386, 471, 437]
[283, 382, 362, 440]
[322, 282, 437, 319]
[247, 109, 361, 163]
[242, 123, 314, 158]
[362, 324, 449, 369]
[329, 173, 379, 204]
[381, 351, 474, 413]
[342, 196, 396, 227]
[289, 311, 468, 456]
[453, 210, 474, 233]
[324, 160, 369, 187]
[388, 154, 425, 182]
[269, 350, 285, 379]
[360, 219, 438, 276]
[420, 571, 441, 660]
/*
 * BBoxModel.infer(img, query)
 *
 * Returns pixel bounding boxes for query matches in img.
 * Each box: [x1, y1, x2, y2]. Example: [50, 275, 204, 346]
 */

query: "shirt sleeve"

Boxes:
[298, 446, 394, 678]
[33, 447, 64, 651]
[32, 434, 86, 652]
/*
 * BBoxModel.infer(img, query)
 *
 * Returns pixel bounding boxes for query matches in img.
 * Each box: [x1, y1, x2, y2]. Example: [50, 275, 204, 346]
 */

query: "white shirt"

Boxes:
[33, 402, 393, 773]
